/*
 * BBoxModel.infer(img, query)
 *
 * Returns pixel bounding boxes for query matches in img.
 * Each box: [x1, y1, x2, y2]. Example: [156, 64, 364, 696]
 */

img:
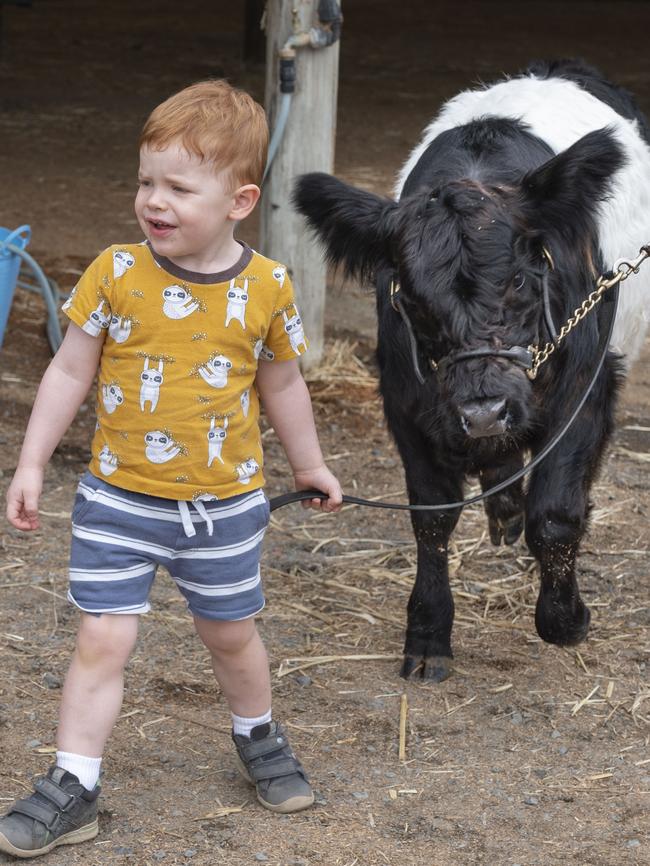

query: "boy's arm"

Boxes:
[6, 323, 103, 530]
[255, 358, 342, 512]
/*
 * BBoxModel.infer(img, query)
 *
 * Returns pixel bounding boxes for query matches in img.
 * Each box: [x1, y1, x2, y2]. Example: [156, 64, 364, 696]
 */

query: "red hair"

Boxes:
[140, 80, 268, 187]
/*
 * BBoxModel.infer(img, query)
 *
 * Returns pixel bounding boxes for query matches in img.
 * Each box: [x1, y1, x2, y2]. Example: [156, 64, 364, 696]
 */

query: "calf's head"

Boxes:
[294, 129, 623, 442]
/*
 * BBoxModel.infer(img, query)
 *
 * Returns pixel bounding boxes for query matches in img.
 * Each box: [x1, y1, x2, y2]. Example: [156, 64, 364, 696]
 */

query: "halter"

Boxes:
[389, 247, 557, 384]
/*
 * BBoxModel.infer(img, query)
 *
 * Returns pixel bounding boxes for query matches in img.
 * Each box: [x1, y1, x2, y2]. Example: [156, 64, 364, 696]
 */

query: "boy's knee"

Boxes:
[76, 613, 138, 665]
[195, 616, 257, 657]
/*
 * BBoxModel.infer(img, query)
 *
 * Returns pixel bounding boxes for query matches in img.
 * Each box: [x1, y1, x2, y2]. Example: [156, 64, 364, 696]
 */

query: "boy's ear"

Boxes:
[229, 184, 261, 221]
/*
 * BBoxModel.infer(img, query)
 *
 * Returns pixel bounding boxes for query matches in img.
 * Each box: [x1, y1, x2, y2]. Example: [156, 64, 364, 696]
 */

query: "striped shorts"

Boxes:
[68, 471, 269, 620]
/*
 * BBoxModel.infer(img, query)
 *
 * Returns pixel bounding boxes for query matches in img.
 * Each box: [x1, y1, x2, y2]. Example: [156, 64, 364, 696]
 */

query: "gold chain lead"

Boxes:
[527, 245, 650, 380]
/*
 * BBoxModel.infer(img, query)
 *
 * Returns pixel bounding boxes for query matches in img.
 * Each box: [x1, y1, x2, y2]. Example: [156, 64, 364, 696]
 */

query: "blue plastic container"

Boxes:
[0, 225, 31, 347]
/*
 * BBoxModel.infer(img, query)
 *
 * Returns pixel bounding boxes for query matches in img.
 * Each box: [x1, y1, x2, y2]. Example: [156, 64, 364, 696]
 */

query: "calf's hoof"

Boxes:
[535, 594, 591, 646]
[400, 654, 452, 682]
[488, 514, 524, 546]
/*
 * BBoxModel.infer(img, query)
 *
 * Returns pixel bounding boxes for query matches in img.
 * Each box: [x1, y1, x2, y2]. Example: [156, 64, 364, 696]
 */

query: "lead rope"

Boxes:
[272, 242, 650, 514]
[270, 280, 620, 514]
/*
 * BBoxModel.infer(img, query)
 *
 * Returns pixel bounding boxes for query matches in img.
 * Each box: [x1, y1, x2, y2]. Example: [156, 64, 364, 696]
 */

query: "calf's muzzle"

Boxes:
[458, 397, 508, 438]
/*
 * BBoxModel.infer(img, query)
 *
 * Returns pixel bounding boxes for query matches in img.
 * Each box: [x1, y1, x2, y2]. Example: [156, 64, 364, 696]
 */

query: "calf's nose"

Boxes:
[459, 398, 508, 438]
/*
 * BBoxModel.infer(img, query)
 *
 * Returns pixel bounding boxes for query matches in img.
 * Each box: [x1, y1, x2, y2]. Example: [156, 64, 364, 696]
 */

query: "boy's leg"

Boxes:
[58, 612, 140, 760]
[193, 615, 314, 813]
[193, 615, 271, 717]
[0, 613, 139, 858]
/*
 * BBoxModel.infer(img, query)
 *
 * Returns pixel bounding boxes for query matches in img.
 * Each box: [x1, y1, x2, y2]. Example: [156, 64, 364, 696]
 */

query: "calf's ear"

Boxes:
[521, 128, 625, 240]
[292, 172, 398, 281]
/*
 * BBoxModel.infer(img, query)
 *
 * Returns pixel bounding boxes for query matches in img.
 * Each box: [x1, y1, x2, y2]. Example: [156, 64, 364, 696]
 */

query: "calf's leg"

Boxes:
[525, 366, 618, 645]
[392, 426, 463, 681]
[480, 452, 525, 546]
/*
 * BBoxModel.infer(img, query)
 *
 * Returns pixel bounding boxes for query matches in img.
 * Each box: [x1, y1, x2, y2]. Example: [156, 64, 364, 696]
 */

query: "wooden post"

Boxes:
[259, 0, 340, 368]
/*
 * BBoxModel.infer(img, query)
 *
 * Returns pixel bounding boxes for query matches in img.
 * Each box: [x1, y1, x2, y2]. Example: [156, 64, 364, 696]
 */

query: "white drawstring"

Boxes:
[177, 500, 214, 537]
[193, 499, 214, 536]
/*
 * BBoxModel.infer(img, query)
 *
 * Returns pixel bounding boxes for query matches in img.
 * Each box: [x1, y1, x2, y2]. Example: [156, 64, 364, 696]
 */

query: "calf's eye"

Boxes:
[513, 273, 525, 291]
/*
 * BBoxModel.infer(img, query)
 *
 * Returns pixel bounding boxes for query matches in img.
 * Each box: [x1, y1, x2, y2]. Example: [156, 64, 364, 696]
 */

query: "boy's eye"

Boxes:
[173, 186, 188, 193]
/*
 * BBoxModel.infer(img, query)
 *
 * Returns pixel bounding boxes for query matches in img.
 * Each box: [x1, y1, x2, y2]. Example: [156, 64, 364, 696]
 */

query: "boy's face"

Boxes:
[135, 143, 243, 269]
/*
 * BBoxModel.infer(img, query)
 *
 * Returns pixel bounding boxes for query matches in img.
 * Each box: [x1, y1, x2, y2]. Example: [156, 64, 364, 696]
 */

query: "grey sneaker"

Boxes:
[0, 766, 99, 858]
[232, 721, 314, 813]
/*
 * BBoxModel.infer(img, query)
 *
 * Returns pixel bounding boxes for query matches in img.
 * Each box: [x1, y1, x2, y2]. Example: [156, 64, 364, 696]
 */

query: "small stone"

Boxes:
[430, 818, 455, 832]
[254, 855, 269, 862]
[533, 769, 547, 779]
[551, 729, 561, 739]
[42, 672, 61, 689]
[558, 746, 569, 756]
[114, 846, 134, 855]
[352, 791, 369, 800]
[524, 796, 539, 806]
[183, 851, 196, 859]
[287, 860, 307, 866]
[510, 712, 523, 725]
[626, 840, 641, 848]
[294, 675, 312, 687]
[26, 739, 42, 749]
[152, 853, 166, 862]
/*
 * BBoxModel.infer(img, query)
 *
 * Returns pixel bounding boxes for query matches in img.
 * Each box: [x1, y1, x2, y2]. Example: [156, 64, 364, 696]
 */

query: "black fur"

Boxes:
[293, 60, 636, 681]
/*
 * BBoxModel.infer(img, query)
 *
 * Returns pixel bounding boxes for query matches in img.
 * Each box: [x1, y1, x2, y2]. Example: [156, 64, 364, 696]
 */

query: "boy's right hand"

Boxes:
[6, 466, 44, 531]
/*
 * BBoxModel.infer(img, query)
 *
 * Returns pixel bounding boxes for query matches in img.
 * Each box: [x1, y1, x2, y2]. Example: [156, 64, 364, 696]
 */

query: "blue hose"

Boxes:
[2, 241, 63, 353]
[263, 91, 293, 184]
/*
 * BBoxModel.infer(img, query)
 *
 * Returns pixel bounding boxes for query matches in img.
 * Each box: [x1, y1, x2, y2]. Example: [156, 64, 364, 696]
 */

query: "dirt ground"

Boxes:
[0, 2, 649, 864]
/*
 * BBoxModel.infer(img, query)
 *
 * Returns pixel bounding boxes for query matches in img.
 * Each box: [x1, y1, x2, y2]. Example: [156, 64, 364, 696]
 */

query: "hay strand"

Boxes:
[398, 693, 408, 761]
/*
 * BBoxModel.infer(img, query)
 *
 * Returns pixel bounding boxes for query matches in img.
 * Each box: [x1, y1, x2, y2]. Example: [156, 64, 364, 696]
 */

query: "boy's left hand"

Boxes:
[294, 465, 343, 513]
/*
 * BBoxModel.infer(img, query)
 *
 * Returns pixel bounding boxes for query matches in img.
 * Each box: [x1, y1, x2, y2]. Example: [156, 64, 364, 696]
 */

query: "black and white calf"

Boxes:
[294, 60, 650, 680]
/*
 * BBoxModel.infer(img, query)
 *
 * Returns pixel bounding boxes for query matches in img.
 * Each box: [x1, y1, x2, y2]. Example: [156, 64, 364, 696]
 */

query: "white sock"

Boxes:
[56, 750, 102, 790]
[231, 709, 272, 738]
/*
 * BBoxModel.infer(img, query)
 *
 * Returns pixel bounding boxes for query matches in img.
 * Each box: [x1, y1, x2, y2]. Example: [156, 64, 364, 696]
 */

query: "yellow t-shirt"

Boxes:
[63, 242, 307, 501]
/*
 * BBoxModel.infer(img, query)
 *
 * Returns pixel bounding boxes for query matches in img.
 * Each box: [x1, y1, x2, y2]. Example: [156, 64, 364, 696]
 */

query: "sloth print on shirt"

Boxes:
[162, 285, 200, 319]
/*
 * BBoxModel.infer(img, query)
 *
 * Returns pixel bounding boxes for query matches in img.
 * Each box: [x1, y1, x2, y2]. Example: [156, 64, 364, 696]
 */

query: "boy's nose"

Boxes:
[148, 195, 165, 210]
[144, 188, 166, 210]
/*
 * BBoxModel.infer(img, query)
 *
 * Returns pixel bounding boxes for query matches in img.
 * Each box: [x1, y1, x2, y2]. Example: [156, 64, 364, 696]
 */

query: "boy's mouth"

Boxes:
[147, 219, 176, 237]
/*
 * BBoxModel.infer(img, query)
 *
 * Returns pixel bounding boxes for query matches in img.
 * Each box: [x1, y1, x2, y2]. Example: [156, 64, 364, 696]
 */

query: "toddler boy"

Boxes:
[1, 79, 341, 858]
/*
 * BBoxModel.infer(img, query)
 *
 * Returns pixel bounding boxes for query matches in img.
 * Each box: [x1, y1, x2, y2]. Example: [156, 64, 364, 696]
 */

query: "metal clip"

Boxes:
[612, 246, 650, 282]
[541, 246, 555, 270]
[389, 280, 400, 312]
